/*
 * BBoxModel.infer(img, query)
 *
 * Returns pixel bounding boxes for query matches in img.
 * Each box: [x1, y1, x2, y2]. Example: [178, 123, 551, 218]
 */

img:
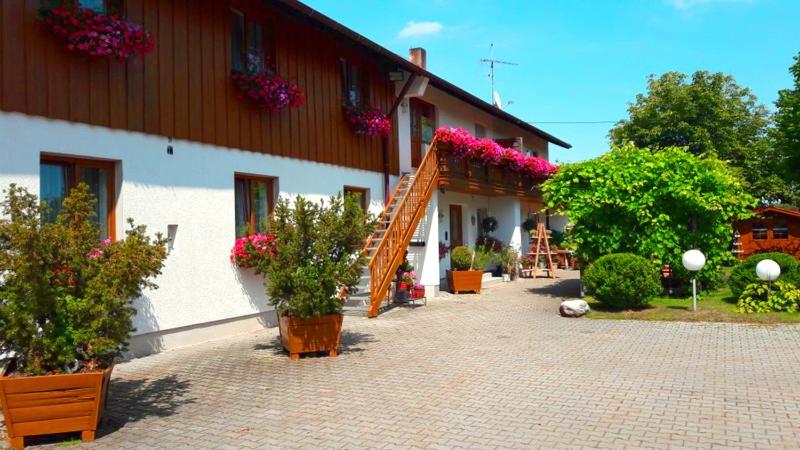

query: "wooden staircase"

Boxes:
[344, 139, 440, 317]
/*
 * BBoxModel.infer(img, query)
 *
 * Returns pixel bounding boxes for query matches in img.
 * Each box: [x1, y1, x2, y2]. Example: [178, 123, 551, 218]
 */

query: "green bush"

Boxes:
[261, 194, 375, 319]
[472, 248, 496, 270]
[737, 280, 800, 313]
[584, 253, 662, 310]
[450, 246, 474, 271]
[0, 184, 167, 375]
[729, 252, 800, 298]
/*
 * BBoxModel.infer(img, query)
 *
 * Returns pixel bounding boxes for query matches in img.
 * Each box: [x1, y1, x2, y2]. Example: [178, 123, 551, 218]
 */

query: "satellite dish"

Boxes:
[493, 91, 503, 109]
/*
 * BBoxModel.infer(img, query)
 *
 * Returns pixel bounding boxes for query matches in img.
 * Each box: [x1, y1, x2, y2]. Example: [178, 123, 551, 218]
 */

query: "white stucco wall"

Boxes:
[488, 197, 522, 255]
[0, 112, 386, 341]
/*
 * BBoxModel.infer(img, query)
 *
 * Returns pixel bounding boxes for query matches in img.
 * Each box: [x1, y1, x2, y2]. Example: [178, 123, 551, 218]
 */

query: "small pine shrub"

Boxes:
[729, 252, 800, 298]
[0, 184, 167, 375]
[262, 194, 375, 318]
[736, 280, 800, 313]
[450, 246, 474, 271]
[583, 253, 661, 310]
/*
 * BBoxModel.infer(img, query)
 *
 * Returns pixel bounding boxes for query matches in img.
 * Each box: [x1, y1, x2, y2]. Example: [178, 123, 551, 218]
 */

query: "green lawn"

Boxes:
[587, 287, 800, 324]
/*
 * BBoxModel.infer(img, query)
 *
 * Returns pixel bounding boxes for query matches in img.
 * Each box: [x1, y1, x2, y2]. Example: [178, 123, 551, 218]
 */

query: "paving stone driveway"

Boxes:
[6, 271, 800, 449]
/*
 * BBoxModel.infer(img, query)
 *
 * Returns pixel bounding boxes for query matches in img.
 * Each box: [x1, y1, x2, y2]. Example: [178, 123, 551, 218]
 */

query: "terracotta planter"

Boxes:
[279, 313, 343, 360]
[0, 366, 113, 449]
[447, 269, 483, 293]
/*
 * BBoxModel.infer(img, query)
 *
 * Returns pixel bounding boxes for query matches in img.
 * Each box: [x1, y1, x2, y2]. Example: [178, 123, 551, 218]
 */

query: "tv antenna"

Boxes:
[480, 43, 518, 107]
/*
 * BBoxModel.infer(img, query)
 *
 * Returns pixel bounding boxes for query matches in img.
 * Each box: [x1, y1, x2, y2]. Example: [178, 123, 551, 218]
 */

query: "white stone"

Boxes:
[560, 299, 590, 317]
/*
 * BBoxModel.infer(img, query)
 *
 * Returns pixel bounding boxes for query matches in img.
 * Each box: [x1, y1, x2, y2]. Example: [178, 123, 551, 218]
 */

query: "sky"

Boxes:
[303, 0, 800, 163]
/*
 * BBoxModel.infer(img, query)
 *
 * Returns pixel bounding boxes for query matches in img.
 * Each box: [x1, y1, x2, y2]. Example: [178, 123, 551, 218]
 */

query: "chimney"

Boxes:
[409, 47, 427, 70]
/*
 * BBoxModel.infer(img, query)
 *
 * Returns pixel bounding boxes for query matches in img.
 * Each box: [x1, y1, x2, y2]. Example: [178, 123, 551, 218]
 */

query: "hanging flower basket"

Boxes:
[37, 1, 154, 60]
[230, 234, 276, 269]
[232, 70, 304, 112]
[343, 106, 391, 137]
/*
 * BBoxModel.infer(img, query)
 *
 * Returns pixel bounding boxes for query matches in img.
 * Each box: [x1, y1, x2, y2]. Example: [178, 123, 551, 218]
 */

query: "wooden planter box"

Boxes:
[0, 367, 113, 449]
[279, 313, 343, 360]
[447, 270, 483, 294]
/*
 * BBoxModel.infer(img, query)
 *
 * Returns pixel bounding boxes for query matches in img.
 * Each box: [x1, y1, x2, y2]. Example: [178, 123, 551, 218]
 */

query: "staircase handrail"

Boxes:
[367, 138, 440, 316]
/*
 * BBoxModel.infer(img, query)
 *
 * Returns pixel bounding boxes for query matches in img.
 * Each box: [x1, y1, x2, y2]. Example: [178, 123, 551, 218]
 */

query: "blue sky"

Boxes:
[303, 0, 800, 163]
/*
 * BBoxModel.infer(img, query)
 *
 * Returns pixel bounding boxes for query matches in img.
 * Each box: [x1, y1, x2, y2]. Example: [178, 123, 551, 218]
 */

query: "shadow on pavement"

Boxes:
[253, 329, 377, 358]
[526, 276, 582, 299]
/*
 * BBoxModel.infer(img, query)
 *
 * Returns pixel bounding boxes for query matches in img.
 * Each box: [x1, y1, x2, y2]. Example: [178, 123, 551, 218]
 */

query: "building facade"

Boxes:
[0, 0, 570, 356]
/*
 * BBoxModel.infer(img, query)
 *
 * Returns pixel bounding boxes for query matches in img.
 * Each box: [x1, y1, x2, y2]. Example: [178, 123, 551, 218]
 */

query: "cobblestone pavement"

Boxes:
[5, 271, 800, 449]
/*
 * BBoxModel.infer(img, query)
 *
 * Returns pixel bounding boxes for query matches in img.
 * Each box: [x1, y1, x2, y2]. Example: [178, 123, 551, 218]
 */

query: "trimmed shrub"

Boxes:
[450, 246, 474, 271]
[584, 253, 661, 310]
[737, 280, 800, 313]
[729, 252, 800, 298]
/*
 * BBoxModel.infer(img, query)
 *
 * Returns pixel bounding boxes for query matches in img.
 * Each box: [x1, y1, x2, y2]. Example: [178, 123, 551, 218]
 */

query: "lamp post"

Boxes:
[755, 259, 781, 293]
[682, 249, 706, 311]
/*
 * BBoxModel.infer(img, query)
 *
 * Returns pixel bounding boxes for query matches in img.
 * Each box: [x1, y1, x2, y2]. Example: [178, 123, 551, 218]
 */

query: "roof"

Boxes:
[273, 0, 572, 149]
[754, 207, 800, 219]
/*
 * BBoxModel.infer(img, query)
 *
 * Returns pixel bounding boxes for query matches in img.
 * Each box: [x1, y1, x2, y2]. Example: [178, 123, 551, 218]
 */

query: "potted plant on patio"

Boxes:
[499, 246, 520, 281]
[255, 194, 375, 360]
[0, 184, 166, 449]
[447, 246, 495, 293]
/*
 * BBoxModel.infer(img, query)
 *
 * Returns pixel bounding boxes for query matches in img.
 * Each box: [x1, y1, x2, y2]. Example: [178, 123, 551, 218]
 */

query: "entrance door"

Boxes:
[449, 204, 464, 248]
[410, 98, 436, 168]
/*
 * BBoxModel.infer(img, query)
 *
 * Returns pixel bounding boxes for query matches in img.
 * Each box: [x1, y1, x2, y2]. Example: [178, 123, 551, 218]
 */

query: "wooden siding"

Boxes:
[736, 211, 800, 259]
[0, 0, 399, 174]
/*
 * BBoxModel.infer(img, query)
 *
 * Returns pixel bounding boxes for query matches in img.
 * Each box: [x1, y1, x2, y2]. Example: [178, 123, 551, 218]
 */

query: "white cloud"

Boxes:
[667, 0, 753, 9]
[397, 21, 443, 39]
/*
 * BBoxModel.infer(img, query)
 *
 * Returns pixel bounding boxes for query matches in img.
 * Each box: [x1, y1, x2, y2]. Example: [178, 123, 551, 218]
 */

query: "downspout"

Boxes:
[383, 73, 417, 203]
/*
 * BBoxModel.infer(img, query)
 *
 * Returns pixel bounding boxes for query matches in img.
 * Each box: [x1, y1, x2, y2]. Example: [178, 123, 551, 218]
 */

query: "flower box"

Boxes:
[37, 2, 154, 60]
[0, 367, 113, 449]
[447, 269, 483, 294]
[279, 314, 343, 361]
[343, 106, 391, 137]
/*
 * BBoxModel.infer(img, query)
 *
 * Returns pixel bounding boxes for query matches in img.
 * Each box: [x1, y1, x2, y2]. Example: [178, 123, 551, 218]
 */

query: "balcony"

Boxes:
[436, 143, 544, 198]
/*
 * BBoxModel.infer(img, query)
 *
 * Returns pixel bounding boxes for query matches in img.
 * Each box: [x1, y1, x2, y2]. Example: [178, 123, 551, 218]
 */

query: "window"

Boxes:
[76, 0, 123, 14]
[475, 124, 487, 139]
[410, 98, 436, 167]
[40, 155, 116, 240]
[340, 58, 368, 107]
[343, 186, 368, 211]
[752, 223, 768, 240]
[231, 9, 273, 74]
[78, 0, 107, 13]
[235, 175, 274, 237]
[773, 223, 789, 240]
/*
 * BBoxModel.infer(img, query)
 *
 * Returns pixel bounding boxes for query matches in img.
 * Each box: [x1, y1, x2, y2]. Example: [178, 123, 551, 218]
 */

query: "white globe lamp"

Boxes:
[682, 249, 706, 312]
[755, 259, 781, 283]
[682, 249, 706, 272]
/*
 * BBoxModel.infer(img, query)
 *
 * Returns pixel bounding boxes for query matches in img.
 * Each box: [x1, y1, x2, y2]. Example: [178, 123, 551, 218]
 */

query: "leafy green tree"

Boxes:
[610, 71, 789, 203]
[542, 145, 755, 286]
[0, 184, 166, 375]
[772, 52, 800, 204]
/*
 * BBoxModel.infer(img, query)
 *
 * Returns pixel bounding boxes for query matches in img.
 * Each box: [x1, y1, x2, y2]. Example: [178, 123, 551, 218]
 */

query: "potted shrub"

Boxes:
[499, 246, 520, 281]
[447, 246, 495, 293]
[254, 195, 375, 360]
[0, 184, 166, 449]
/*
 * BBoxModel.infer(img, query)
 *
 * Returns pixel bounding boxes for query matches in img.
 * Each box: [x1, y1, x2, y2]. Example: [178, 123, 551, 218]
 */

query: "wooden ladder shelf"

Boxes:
[529, 223, 557, 279]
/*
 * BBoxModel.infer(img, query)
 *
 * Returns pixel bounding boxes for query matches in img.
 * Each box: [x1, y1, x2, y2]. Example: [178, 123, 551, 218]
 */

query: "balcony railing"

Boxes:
[436, 143, 542, 197]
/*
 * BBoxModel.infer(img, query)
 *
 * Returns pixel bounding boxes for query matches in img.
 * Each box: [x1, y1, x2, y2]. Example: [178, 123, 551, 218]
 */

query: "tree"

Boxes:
[610, 71, 789, 203]
[542, 145, 755, 286]
[772, 52, 800, 204]
[0, 184, 166, 375]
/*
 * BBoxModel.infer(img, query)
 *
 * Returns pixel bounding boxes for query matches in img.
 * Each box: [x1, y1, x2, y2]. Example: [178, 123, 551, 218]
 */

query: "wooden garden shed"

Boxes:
[734, 207, 800, 259]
